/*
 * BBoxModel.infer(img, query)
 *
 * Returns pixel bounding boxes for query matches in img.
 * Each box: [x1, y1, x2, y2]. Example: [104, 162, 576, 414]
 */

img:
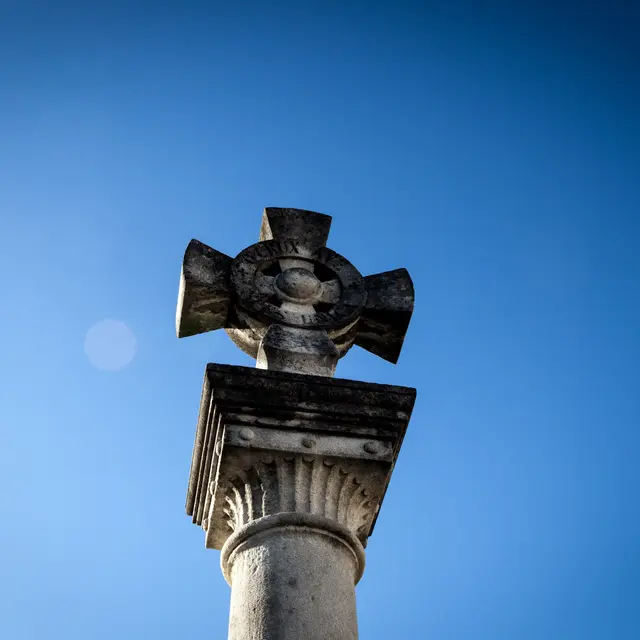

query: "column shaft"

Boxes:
[222, 515, 364, 640]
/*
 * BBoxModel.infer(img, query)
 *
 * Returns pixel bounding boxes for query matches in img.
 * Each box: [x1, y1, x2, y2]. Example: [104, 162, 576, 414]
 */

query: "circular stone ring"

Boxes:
[230, 239, 366, 330]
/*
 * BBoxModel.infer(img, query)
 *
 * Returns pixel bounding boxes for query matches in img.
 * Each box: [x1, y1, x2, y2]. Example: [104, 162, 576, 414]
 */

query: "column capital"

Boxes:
[186, 364, 416, 550]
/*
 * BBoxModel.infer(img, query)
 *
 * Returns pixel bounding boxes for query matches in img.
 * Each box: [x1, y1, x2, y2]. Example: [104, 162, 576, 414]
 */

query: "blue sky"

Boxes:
[1, 1, 639, 638]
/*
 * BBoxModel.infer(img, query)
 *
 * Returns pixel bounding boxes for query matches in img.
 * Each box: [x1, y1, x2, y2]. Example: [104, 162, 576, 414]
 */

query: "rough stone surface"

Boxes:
[257, 325, 339, 376]
[259, 207, 332, 252]
[185, 363, 416, 550]
[223, 514, 362, 640]
[176, 239, 233, 338]
[175, 207, 415, 376]
[355, 268, 415, 364]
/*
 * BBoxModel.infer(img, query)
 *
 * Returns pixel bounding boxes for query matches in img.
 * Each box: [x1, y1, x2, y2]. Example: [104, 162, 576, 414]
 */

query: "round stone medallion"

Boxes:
[230, 239, 366, 329]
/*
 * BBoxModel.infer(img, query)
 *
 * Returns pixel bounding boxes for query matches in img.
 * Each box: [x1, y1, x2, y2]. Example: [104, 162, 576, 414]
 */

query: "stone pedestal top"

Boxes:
[186, 363, 416, 550]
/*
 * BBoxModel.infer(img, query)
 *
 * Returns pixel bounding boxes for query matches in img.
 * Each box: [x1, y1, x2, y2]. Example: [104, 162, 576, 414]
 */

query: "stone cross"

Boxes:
[176, 207, 414, 376]
[177, 208, 417, 640]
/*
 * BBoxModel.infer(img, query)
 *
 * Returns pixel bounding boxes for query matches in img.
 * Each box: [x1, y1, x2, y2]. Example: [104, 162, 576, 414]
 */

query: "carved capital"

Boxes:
[186, 364, 416, 550]
[219, 454, 382, 545]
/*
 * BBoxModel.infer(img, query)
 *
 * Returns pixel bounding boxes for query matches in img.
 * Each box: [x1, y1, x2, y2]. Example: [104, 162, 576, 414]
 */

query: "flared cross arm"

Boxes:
[176, 207, 414, 376]
[259, 207, 332, 251]
[176, 240, 234, 338]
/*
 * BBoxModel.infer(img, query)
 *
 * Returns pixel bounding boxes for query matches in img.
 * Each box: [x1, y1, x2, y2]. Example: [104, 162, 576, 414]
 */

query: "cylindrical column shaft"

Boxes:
[221, 514, 365, 640]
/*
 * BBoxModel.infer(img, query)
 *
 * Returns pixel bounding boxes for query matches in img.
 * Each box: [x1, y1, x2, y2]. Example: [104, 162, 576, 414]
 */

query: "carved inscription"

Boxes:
[242, 240, 302, 263]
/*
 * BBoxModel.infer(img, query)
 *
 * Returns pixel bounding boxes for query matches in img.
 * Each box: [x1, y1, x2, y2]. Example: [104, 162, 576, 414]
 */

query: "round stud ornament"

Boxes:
[230, 239, 366, 330]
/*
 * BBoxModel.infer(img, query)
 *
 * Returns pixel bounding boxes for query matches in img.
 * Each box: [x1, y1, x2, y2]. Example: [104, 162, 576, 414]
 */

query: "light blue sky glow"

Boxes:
[1, 1, 639, 638]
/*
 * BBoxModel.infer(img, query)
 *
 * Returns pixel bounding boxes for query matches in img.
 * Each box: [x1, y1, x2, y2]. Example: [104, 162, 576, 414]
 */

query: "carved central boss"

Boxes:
[176, 208, 414, 376]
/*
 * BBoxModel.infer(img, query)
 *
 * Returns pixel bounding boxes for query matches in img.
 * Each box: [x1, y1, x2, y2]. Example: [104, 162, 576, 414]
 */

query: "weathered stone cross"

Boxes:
[176, 207, 414, 376]
[176, 208, 417, 640]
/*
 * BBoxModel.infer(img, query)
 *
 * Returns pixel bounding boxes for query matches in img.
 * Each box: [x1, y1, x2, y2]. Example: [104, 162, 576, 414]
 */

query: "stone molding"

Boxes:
[186, 363, 416, 550]
[220, 512, 367, 586]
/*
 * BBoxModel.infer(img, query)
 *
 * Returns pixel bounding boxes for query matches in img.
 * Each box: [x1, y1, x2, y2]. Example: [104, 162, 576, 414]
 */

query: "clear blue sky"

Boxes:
[1, 1, 638, 638]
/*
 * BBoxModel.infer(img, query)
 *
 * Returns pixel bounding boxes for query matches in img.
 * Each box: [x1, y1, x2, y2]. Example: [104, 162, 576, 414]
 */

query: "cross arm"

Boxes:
[260, 207, 332, 252]
[176, 239, 233, 338]
[355, 268, 415, 364]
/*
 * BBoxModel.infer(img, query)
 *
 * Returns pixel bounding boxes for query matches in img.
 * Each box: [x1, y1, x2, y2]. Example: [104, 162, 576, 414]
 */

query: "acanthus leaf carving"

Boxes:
[217, 454, 380, 545]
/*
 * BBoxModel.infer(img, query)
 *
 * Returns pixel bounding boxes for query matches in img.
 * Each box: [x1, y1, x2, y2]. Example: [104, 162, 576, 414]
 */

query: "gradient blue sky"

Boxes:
[1, 1, 639, 638]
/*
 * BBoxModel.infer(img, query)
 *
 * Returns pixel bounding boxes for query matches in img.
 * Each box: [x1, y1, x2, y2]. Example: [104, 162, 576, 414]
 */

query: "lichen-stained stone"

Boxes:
[224, 513, 362, 640]
[176, 239, 233, 338]
[257, 325, 339, 376]
[185, 363, 416, 551]
[175, 207, 415, 376]
[259, 207, 332, 252]
[355, 268, 415, 364]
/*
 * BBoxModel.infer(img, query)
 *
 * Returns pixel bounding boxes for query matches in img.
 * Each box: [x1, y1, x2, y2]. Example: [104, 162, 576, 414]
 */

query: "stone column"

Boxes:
[185, 364, 416, 640]
[177, 207, 417, 639]
[224, 513, 363, 639]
